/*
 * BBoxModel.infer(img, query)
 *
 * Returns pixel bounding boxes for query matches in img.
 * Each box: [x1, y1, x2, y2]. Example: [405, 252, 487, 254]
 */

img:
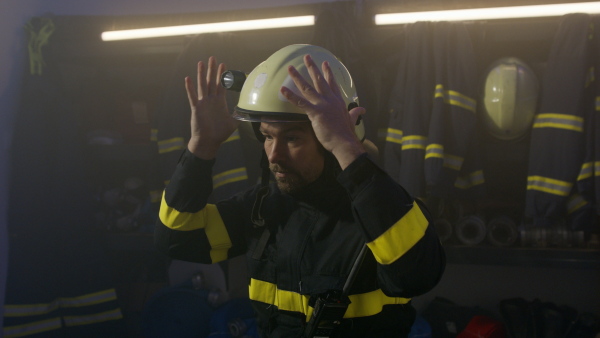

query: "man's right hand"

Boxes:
[185, 56, 239, 160]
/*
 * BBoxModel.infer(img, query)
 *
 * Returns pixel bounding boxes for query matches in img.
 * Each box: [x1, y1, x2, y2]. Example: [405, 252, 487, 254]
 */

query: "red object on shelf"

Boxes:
[457, 315, 506, 338]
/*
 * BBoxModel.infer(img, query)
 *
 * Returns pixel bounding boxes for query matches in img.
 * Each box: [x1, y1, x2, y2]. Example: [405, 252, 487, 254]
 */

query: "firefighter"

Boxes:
[155, 44, 445, 337]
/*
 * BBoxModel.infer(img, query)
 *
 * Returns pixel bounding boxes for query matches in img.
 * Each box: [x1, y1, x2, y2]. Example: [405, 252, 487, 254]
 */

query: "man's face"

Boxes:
[259, 121, 325, 194]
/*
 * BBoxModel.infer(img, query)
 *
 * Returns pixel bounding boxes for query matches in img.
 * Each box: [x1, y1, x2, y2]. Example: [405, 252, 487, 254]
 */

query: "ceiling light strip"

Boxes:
[375, 2, 600, 25]
[101, 15, 315, 41]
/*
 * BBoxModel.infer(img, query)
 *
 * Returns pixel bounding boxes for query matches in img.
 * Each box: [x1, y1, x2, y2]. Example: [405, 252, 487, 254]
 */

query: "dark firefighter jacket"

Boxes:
[526, 14, 598, 230]
[383, 21, 482, 200]
[155, 150, 446, 337]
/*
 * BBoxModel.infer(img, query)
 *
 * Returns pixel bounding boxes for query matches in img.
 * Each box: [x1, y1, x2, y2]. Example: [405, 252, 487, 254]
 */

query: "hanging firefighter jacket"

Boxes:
[152, 33, 257, 203]
[569, 40, 599, 234]
[525, 14, 598, 230]
[569, 15, 600, 234]
[383, 22, 482, 199]
[4, 17, 124, 337]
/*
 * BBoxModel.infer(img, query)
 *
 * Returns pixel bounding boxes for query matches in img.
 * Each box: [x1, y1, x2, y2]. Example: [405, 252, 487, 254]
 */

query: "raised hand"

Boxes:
[280, 54, 366, 169]
[185, 56, 239, 160]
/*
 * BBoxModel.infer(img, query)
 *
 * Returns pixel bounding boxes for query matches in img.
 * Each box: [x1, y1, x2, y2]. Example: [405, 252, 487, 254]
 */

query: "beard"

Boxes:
[270, 163, 311, 194]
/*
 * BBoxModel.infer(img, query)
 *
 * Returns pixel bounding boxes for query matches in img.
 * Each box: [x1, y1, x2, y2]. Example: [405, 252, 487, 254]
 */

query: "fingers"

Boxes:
[304, 55, 331, 96]
[280, 85, 310, 109]
[286, 54, 344, 107]
[348, 106, 366, 125]
[197, 61, 206, 99]
[206, 56, 217, 96]
[195, 57, 226, 100]
[322, 60, 342, 98]
[285, 55, 328, 104]
[286, 63, 318, 103]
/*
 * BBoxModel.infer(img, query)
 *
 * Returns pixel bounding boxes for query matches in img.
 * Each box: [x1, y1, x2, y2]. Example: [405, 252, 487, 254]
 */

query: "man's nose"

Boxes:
[266, 140, 286, 164]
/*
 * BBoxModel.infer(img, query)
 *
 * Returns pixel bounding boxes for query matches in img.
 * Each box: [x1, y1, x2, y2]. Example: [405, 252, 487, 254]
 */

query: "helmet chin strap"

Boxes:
[250, 121, 272, 260]
[250, 121, 270, 227]
[250, 122, 265, 142]
[251, 151, 271, 227]
[250, 151, 271, 260]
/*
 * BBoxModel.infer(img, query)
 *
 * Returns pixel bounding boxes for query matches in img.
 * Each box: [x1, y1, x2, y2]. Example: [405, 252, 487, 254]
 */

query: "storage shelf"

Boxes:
[444, 245, 600, 270]
[103, 234, 600, 270]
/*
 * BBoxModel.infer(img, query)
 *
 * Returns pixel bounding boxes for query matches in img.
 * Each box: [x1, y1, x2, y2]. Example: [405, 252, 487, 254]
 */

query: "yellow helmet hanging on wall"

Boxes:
[230, 44, 364, 141]
[481, 57, 539, 141]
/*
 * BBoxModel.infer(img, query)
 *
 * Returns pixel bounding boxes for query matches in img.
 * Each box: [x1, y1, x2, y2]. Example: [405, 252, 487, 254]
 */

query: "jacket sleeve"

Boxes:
[154, 149, 249, 264]
[338, 154, 446, 298]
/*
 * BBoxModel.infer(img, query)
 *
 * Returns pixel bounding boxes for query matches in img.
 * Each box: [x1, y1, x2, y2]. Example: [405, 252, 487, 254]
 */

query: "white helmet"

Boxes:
[481, 57, 539, 141]
[230, 44, 364, 141]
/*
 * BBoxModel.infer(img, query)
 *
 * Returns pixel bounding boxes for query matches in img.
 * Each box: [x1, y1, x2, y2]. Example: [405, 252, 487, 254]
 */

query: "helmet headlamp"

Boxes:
[220, 70, 247, 92]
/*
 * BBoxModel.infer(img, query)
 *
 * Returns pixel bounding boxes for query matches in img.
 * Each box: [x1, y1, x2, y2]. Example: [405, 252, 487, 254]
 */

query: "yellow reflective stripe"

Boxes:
[150, 128, 158, 142]
[596, 161, 600, 175]
[224, 130, 241, 143]
[3, 317, 62, 338]
[443, 154, 463, 171]
[4, 302, 59, 317]
[425, 144, 464, 170]
[204, 204, 233, 263]
[472, 170, 485, 186]
[249, 278, 312, 317]
[425, 144, 443, 159]
[567, 194, 588, 214]
[3, 308, 122, 336]
[367, 201, 428, 265]
[63, 308, 123, 327]
[596, 96, 600, 111]
[454, 170, 485, 189]
[533, 113, 583, 132]
[527, 175, 572, 197]
[159, 194, 231, 263]
[60, 289, 118, 308]
[585, 67, 594, 88]
[157, 137, 185, 154]
[159, 191, 212, 231]
[248, 279, 410, 320]
[4, 289, 118, 317]
[344, 289, 411, 318]
[434, 84, 476, 113]
[401, 135, 427, 150]
[577, 162, 594, 181]
[385, 128, 403, 144]
[213, 167, 248, 189]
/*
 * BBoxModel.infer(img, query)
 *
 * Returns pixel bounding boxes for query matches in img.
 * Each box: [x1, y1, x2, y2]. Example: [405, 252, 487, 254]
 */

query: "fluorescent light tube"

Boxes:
[102, 15, 315, 41]
[375, 2, 600, 25]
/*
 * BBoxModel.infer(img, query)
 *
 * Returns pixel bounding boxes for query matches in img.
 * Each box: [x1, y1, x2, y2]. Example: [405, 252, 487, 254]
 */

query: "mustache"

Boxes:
[269, 164, 285, 173]
[270, 164, 296, 175]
